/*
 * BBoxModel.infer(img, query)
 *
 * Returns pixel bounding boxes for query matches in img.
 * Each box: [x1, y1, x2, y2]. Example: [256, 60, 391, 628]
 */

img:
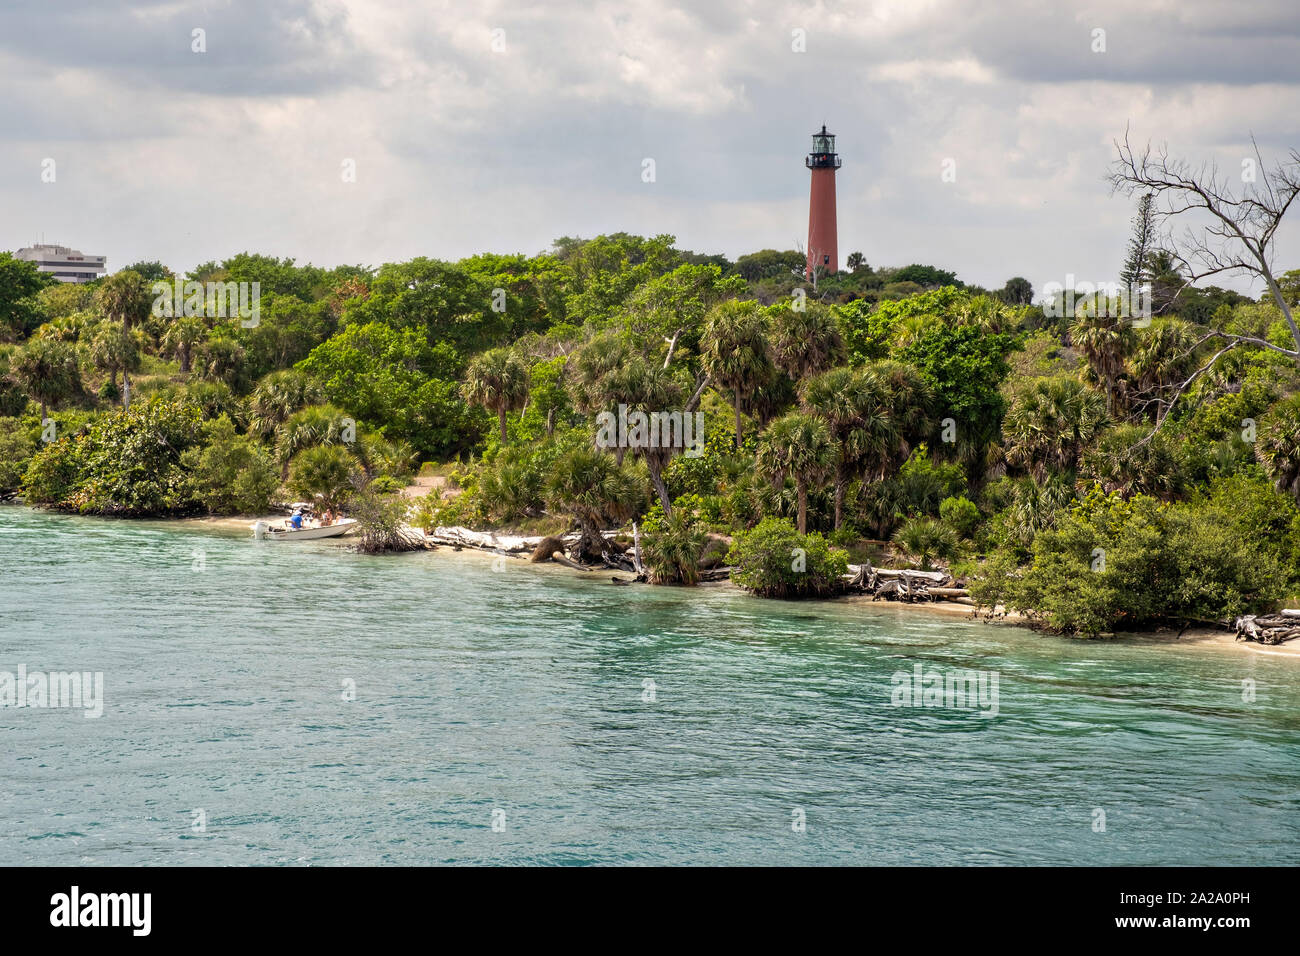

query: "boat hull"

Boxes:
[252, 518, 357, 540]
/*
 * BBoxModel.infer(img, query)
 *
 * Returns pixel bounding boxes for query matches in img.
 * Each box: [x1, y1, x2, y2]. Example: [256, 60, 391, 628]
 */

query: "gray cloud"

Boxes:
[3, 0, 1298, 296]
[0, 0, 375, 98]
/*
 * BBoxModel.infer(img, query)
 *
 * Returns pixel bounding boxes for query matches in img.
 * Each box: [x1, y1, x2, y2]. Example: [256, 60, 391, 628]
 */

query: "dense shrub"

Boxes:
[640, 509, 708, 585]
[0, 417, 37, 494]
[350, 487, 420, 553]
[939, 495, 980, 538]
[182, 415, 279, 514]
[288, 444, 360, 512]
[477, 447, 547, 521]
[893, 516, 960, 570]
[19, 433, 82, 505]
[22, 399, 202, 515]
[973, 486, 1285, 634]
[728, 517, 849, 598]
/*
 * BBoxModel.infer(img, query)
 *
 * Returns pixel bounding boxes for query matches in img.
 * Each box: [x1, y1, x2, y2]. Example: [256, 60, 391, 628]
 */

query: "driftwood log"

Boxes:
[928, 587, 971, 600]
[1235, 614, 1300, 645]
[430, 526, 639, 573]
[551, 551, 591, 572]
[430, 527, 538, 552]
[842, 561, 963, 604]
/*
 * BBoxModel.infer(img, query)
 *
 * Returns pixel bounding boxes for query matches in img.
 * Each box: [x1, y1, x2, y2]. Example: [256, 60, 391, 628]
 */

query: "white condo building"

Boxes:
[14, 244, 107, 283]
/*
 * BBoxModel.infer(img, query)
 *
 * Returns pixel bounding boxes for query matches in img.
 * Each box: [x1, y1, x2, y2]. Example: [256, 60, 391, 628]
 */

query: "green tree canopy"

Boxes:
[298, 322, 477, 458]
[0, 252, 54, 341]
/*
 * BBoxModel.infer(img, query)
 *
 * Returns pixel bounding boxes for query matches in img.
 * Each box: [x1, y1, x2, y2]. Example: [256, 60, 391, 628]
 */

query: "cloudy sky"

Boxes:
[3, 0, 1298, 295]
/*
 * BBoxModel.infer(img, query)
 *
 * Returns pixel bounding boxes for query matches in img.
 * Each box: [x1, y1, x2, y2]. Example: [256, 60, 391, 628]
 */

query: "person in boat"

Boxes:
[321, 509, 334, 527]
[289, 508, 305, 531]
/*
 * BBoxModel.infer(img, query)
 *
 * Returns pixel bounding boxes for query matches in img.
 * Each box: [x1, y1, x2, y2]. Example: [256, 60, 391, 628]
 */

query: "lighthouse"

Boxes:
[804, 125, 841, 280]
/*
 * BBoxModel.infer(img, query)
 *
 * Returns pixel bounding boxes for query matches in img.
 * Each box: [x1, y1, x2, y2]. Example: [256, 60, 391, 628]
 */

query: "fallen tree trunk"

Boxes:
[870, 567, 951, 585]
[843, 561, 961, 603]
[432, 525, 633, 569]
[927, 587, 970, 599]
[431, 526, 538, 552]
[551, 551, 593, 572]
[1235, 614, 1300, 645]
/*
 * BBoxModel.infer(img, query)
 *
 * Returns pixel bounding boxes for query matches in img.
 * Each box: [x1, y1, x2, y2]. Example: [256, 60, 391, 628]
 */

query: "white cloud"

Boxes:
[1, 0, 1297, 296]
[870, 57, 996, 86]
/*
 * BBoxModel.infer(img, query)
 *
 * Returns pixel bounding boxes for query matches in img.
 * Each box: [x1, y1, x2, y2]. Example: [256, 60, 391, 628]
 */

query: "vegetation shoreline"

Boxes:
[10, 500, 1293, 660]
[5, 182, 1300, 643]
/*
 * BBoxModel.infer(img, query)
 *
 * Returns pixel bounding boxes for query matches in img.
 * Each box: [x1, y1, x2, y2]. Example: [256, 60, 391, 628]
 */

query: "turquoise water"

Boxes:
[1, 505, 1297, 866]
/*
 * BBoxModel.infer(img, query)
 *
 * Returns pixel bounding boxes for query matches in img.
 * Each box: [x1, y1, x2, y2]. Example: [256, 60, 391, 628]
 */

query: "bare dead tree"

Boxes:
[1109, 128, 1300, 442]
[793, 240, 829, 293]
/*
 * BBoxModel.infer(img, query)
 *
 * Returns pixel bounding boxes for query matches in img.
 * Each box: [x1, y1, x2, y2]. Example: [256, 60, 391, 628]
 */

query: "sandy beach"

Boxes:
[173, 515, 264, 534]
[168, 512, 1300, 660]
[432, 536, 1300, 661]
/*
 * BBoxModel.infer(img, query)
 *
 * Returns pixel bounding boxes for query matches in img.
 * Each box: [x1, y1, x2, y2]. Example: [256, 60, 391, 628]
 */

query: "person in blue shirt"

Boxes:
[289, 509, 304, 530]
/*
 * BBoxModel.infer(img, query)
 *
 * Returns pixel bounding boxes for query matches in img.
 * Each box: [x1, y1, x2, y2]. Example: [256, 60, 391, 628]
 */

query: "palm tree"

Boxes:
[603, 357, 686, 513]
[568, 335, 630, 415]
[94, 270, 153, 408]
[11, 337, 81, 421]
[802, 361, 932, 530]
[546, 447, 642, 561]
[1127, 319, 1196, 419]
[160, 314, 208, 374]
[478, 450, 545, 521]
[1069, 312, 1134, 417]
[869, 360, 933, 463]
[641, 511, 708, 585]
[193, 337, 249, 389]
[462, 347, 529, 442]
[768, 303, 845, 381]
[274, 403, 354, 480]
[85, 321, 142, 401]
[701, 300, 774, 450]
[288, 444, 359, 513]
[756, 411, 833, 533]
[748, 370, 797, 429]
[802, 367, 884, 530]
[352, 432, 418, 481]
[85, 321, 121, 395]
[94, 269, 153, 331]
[1081, 423, 1186, 499]
[1003, 476, 1077, 547]
[1257, 395, 1300, 498]
[1002, 376, 1108, 478]
[34, 312, 90, 343]
[892, 516, 959, 571]
[248, 369, 324, 438]
[951, 294, 1015, 334]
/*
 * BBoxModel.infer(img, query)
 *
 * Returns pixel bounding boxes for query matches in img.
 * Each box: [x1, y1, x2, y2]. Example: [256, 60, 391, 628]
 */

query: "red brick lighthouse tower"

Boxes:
[805, 125, 841, 280]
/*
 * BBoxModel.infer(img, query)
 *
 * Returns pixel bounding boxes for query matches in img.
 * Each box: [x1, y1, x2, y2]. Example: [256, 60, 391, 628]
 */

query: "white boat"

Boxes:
[251, 518, 357, 541]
